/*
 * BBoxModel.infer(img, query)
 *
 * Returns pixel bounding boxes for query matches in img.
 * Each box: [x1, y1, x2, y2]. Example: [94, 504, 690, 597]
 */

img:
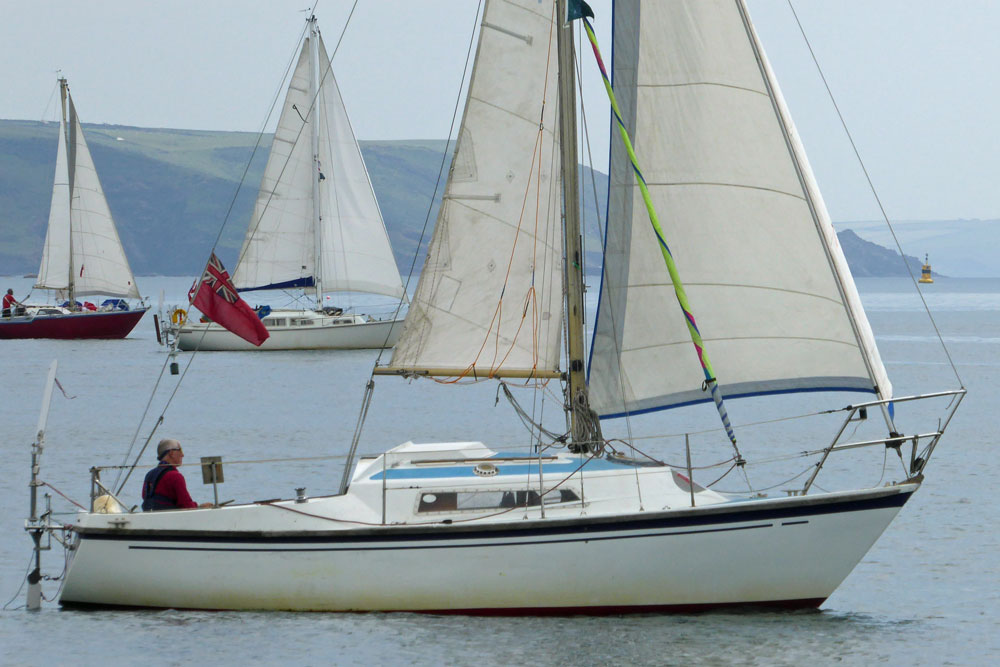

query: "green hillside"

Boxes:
[1, 119, 917, 281]
[0, 120, 608, 279]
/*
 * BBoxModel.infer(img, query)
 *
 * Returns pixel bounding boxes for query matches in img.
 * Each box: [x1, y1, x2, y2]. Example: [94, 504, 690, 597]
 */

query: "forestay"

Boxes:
[234, 29, 405, 300]
[589, 0, 890, 417]
[389, 0, 564, 375]
[35, 97, 140, 299]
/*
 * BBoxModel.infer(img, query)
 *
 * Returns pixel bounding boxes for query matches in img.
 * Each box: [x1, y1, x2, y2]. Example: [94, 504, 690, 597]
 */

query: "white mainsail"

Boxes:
[36, 114, 71, 292]
[389, 0, 564, 374]
[233, 26, 405, 300]
[36, 91, 140, 299]
[588, 0, 891, 417]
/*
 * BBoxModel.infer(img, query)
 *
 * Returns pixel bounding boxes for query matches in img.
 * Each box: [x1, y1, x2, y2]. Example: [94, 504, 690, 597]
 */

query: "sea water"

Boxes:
[0, 277, 997, 666]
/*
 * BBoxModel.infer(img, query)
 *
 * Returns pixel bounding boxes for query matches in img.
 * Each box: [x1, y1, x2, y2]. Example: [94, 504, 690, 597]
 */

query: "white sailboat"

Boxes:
[175, 15, 406, 351]
[0, 78, 147, 340]
[55, 0, 962, 612]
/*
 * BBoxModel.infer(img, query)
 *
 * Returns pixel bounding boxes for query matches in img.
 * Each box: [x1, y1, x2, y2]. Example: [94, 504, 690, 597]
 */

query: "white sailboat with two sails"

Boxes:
[174, 16, 406, 351]
[0, 78, 146, 340]
[50, 1, 962, 612]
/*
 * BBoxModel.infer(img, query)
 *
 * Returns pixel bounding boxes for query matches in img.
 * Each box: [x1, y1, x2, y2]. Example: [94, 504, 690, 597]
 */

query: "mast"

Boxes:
[556, 0, 601, 452]
[308, 14, 324, 311]
[60, 78, 76, 309]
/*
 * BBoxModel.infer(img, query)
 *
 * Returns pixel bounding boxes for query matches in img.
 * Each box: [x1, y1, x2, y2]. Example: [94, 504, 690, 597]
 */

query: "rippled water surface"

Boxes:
[1, 277, 998, 665]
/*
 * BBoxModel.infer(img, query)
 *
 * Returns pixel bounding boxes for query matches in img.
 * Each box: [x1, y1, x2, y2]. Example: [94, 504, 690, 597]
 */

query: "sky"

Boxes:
[2, 0, 999, 223]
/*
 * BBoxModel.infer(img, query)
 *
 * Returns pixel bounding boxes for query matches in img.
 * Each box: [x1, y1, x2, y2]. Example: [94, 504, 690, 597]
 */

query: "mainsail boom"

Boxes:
[373, 366, 562, 379]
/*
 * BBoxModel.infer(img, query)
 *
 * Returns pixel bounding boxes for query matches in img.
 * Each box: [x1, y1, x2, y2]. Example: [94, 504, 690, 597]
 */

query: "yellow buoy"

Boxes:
[919, 254, 934, 284]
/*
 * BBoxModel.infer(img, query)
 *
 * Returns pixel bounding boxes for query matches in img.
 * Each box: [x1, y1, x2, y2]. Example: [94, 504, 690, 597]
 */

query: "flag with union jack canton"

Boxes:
[189, 253, 269, 346]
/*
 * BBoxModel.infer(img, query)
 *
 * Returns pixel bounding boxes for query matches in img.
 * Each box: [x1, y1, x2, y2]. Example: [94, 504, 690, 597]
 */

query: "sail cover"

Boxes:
[234, 29, 405, 300]
[36, 96, 140, 299]
[389, 0, 564, 374]
[588, 0, 891, 417]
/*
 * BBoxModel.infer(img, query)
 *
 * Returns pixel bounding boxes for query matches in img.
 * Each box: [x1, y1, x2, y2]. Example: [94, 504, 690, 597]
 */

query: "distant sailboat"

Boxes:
[919, 254, 934, 283]
[0, 78, 146, 340]
[174, 15, 406, 351]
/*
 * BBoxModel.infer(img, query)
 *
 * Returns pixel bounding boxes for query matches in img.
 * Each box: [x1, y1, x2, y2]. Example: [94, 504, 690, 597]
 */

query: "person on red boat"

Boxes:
[2, 289, 22, 317]
[141, 438, 212, 511]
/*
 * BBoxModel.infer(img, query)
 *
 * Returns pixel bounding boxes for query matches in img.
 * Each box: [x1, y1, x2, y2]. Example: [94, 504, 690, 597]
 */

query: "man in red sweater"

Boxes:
[3, 289, 22, 317]
[141, 438, 210, 511]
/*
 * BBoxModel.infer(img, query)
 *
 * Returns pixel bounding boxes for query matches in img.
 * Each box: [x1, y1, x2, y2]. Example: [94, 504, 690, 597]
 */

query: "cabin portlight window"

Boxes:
[417, 489, 580, 513]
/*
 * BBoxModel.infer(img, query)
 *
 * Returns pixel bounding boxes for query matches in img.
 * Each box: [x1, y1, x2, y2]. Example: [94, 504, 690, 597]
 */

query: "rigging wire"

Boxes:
[1, 552, 35, 611]
[115, 7, 333, 490]
[39, 76, 60, 123]
[786, 0, 964, 388]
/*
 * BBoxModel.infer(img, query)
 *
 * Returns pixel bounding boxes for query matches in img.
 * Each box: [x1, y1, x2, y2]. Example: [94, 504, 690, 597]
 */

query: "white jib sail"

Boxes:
[589, 0, 891, 418]
[314, 34, 405, 299]
[66, 99, 141, 299]
[35, 114, 71, 292]
[389, 0, 564, 374]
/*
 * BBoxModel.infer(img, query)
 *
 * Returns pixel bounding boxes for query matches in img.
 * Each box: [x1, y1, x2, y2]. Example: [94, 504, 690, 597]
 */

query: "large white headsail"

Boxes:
[35, 114, 71, 293]
[66, 97, 140, 299]
[234, 39, 317, 292]
[388, 0, 564, 375]
[314, 34, 405, 299]
[589, 0, 890, 417]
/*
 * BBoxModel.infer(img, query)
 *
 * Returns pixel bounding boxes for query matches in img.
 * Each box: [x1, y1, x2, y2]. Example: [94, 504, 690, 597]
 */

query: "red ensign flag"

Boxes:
[189, 253, 269, 346]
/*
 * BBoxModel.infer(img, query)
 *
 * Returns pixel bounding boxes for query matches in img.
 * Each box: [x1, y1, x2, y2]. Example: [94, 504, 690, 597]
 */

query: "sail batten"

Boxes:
[588, 0, 890, 418]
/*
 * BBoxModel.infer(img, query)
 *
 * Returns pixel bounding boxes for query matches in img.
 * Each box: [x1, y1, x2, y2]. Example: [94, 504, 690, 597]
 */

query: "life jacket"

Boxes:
[142, 464, 178, 511]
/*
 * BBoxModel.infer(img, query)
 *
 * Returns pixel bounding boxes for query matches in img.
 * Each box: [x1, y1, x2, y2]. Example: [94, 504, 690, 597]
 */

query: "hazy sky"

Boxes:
[2, 0, 999, 223]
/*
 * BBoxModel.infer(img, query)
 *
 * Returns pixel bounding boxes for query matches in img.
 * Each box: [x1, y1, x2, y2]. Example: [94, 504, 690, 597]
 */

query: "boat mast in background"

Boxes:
[308, 14, 324, 311]
[59, 79, 76, 309]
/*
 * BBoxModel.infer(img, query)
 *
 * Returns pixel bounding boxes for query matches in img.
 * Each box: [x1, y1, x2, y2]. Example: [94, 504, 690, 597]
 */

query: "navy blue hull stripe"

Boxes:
[126, 522, 776, 554]
[79, 489, 910, 546]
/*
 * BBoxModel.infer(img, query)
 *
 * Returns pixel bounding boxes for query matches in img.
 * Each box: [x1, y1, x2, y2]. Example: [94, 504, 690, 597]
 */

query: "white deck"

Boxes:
[59, 441, 915, 612]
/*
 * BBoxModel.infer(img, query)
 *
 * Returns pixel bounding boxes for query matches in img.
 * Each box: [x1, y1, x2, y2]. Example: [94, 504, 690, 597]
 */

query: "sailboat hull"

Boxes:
[58, 484, 913, 613]
[0, 308, 147, 340]
[176, 315, 402, 351]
